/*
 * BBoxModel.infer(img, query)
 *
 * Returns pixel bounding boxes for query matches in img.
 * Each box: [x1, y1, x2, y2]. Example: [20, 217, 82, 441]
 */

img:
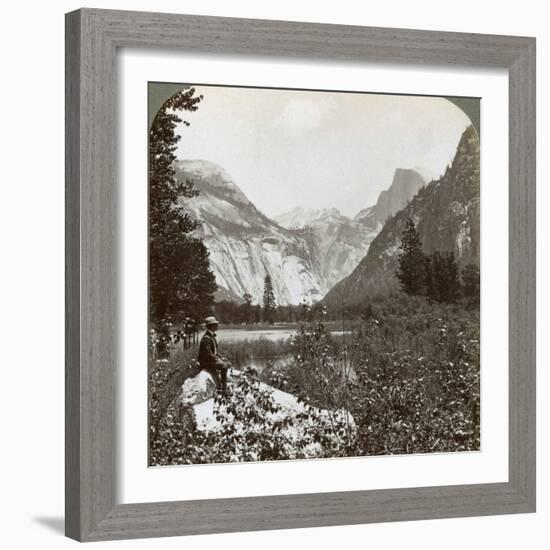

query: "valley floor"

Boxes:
[149, 293, 480, 466]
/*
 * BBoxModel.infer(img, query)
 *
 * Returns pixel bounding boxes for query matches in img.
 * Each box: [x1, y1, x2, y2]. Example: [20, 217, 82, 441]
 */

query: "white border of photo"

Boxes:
[116, 48, 509, 504]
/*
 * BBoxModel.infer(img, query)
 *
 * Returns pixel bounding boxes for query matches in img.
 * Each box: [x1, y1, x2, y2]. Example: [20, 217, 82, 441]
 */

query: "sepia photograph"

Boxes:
[148, 83, 480, 467]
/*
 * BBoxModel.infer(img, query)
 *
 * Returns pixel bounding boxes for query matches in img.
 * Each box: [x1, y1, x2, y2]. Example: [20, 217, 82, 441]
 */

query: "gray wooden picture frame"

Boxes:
[65, 8, 536, 542]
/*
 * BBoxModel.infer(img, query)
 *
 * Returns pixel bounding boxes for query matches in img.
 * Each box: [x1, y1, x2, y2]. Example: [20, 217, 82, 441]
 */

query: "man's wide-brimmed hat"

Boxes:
[203, 316, 220, 327]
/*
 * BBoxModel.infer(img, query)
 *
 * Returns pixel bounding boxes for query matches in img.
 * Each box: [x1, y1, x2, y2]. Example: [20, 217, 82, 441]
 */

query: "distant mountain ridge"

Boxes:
[275, 169, 426, 291]
[176, 160, 434, 306]
[275, 207, 349, 230]
[275, 207, 377, 291]
[323, 125, 480, 307]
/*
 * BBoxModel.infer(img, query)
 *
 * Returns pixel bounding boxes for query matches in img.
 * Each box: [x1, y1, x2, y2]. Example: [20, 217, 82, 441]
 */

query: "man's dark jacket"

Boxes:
[198, 330, 225, 370]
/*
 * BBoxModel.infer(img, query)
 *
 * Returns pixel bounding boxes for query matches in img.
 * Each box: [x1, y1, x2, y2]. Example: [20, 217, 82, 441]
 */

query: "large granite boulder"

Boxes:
[180, 370, 217, 407]
[179, 367, 355, 459]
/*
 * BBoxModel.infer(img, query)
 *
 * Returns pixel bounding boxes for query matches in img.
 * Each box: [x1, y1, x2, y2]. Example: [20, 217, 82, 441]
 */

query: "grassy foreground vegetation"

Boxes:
[149, 293, 479, 465]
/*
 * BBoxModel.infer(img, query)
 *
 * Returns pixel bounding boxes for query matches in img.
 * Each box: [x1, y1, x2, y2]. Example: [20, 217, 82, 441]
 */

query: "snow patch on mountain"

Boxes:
[275, 206, 349, 230]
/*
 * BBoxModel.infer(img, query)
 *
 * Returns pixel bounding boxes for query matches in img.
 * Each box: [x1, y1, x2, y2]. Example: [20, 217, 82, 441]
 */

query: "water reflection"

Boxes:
[216, 326, 350, 374]
[217, 327, 349, 343]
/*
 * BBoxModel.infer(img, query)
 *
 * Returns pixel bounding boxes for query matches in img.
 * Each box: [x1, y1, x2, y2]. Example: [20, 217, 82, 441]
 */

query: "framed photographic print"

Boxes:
[65, 8, 536, 542]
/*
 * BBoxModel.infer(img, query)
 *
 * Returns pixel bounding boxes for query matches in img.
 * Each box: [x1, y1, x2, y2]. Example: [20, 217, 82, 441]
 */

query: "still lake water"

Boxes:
[216, 326, 349, 343]
[214, 325, 350, 373]
[217, 327, 296, 343]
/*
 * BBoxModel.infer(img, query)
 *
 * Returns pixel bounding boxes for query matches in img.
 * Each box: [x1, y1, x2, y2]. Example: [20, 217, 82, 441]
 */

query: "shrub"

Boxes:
[179, 368, 354, 463]
[262, 295, 480, 457]
[150, 294, 480, 465]
[341, 296, 480, 455]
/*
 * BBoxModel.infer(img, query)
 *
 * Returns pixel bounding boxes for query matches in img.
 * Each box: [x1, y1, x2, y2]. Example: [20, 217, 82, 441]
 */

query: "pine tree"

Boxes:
[461, 263, 480, 304]
[263, 274, 277, 324]
[425, 251, 461, 303]
[242, 292, 253, 325]
[396, 218, 426, 295]
[443, 252, 461, 302]
[149, 87, 216, 355]
[423, 253, 434, 298]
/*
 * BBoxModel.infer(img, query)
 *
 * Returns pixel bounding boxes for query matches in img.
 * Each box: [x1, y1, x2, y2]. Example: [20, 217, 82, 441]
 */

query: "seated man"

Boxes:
[198, 316, 230, 395]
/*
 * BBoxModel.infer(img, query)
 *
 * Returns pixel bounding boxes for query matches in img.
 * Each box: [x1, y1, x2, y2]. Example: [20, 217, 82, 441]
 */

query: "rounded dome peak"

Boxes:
[174, 159, 234, 182]
[174, 159, 250, 206]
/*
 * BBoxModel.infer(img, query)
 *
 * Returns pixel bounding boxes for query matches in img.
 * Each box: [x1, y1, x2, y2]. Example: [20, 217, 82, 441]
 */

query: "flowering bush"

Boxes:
[148, 350, 200, 466]
[179, 368, 354, 464]
[263, 295, 480, 457]
[344, 297, 479, 455]
[352, 316, 480, 455]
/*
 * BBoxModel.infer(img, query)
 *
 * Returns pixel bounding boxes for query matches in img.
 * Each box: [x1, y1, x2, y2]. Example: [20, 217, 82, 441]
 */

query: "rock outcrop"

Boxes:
[180, 370, 218, 407]
[353, 168, 427, 231]
[179, 368, 355, 459]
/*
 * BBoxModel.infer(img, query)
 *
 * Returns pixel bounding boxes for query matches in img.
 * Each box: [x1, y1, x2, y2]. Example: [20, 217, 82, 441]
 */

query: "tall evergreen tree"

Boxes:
[242, 292, 253, 325]
[149, 87, 217, 355]
[461, 263, 480, 304]
[263, 274, 277, 324]
[425, 251, 461, 303]
[396, 218, 426, 295]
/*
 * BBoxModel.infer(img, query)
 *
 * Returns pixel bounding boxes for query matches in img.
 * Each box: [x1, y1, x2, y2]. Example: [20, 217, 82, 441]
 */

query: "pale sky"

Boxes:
[174, 85, 472, 218]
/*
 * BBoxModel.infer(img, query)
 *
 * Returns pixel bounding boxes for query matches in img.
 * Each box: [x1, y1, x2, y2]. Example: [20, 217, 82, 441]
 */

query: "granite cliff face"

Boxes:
[176, 160, 325, 305]
[323, 126, 480, 307]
